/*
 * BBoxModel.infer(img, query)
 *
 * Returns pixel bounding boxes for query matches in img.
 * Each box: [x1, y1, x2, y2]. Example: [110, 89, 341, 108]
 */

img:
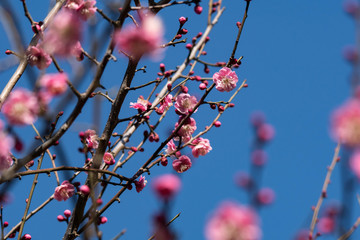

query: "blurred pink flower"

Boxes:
[103, 152, 115, 165]
[54, 181, 75, 201]
[0, 123, 14, 170]
[26, 44, 52, 70]
[257, 123, 275, 142]
[2, 89, 40, 125]
[174, 117, 197, 143]
[317, 217, 335, 234]
[172, 155, 192, 173]
[331, 99, 360, 146]
[256, 188, 275, 205]
[344, 0, 360, 16]
[205, 202, 261, 240]
[130, 96, 151, 112]
[213, 67, 238, 92]
[190, 137, 212, 158]
[84, 129, 98, 149]
[175, 93, 198, 115]
[350, 151, 360, 178]
[39, 73, 68, 97]
[134, 175, 147, 193]
[152, 174, 181, 200]
[42, 9, 82, 57]
[115, 13, 164, 59]
[77, 1, 97, 20]
[251, 150, 267, 166]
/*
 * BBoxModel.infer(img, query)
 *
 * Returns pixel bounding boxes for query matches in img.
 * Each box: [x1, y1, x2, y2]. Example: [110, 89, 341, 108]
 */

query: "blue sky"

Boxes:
[0, 0, 357, 239]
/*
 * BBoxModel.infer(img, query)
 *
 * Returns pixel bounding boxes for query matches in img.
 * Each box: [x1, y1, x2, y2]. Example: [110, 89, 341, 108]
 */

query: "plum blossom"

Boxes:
[213, 67, 238, 92]
[331, 99, 360, 146]
[2, 89, 40, 125]
[152, 174, 181, 200]
[174, 117, 197, 142]
[115, 12, 164, 59]
[39, 73, 68, 97]
[175, 93, 198, 115]
[190, 137, 212, 158]
[156, 94, 173, 114]
[350, 151, 360, 178]
[26, 44, 52, 70]
[0, 123, 14, 171]
[166, 139, 177, 155]
[134, 175, 147, 193]
[103, 152, 115, 165]
[54, 181, 75, 201]
[42, 9, 82, 57]
[84, 129, 98, 149]
[205, 201, 261, 240]
[172, 155, 192, 173]
[130, 96, 151, 112]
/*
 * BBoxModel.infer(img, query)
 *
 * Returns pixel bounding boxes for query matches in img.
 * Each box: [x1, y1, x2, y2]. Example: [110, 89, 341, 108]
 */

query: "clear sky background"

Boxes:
[0, 0, 357, 239]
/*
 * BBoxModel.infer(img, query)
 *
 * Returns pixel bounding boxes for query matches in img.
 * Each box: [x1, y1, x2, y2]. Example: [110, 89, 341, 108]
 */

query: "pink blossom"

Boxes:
[0, 156, 13, 171]
[152, 174, 181, 200]
[251, 150, 267, 166]
[2, 89, 40, 125]
[156, 94, 173, 114]
[54, 181, 75, 201]
[0, 124, 14, 170]
[190, 137, 212, 158]
[331, 99, 360, 146]
[172, 155, 192, 173]
[84, 129, 98, 149]
[175, 93, 198, 115]
[103, 152, 115, 165]
[42, 9, 82, 57]
[344, 0, 360, 16]
[205, 202, 261, 240]
[166, 139, 177, 155]
[257, 123, 275, 142]
[256, 188, 275, 205]
[115, 13, 164, 59]
[134, 175, 147, 193]
[77, 1, 97, 20]
[350, 151, 360, 178]
[174, 117, 197, 142]
[317, 217, 335, 234]
[65, 0, 83, 10]
[213, 67, 238, 92]
[71, 41, 84, 61]
[39, 73, 68, 97]
[26, 44, 52, 70]
[130, 96, 151, 112]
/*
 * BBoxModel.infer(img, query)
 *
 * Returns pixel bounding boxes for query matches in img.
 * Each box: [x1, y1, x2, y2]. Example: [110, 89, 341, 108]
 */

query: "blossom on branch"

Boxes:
[172, 155, 192, 173]
[103, 152, 115, 165]
[54, 181, 75, 201]
[0, 122, 13, 171]
[39, 73, 68, 97]
[156, 94, 173, 114]
[213, 67, 238, 92]
[130, 96, 151, 112]
[190, 137, 212, 158]
[65, 0, 97, 21]
[205, 202, 261, 240]
[134, 175, 147, 193]
[84, 129, 98, 149]
[175, 93, 198, 115]
[2, 89, 40, 125]
[174, 117, 197, 143]
[26, 44, 52, 70]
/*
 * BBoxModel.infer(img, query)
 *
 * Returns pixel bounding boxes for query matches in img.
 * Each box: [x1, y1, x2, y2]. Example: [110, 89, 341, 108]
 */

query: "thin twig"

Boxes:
[148, 212, 181, 240]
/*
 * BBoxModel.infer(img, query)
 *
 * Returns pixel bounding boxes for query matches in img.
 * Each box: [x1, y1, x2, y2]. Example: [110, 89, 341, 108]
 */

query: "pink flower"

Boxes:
[350, 151, 360, 178]
[71, 41, 84, 61]
[172, 155, 192, 173]
[156, 94, 173, 114]
[174, 117, 197, 142]
[2, 89, 40, 125]
[190, 138, 212, 158]
[115, 12, 164, 59]
[257, 123, 275, 142]
[251, 150, 267, 166]
[213, 67, 238, 92]
[130, 96, 151, 112]
[134, 175, 147, 193]
[54, 181, 75, 201]
[103, 152, 115, 165]
[42, 9, 82, 57]
[39, 73, 68, 97]
[0, 124, 14, 171]
[344, 0, 360, 16]
[205, 202, 261, 240]
[84, 129, 98, 149]
[166, 139, 177, 155]
[175, 93, 198, 115]
[317, 217, 335, 234]
[152, 174, 181, 200]
[256, 188, 275, 205]
[77, 1, 97, 20]
[0, 155, 13, 171]
[65, 0, 83, 10]
[331, 99, 360, 146]
[26, 44, 52, 70]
